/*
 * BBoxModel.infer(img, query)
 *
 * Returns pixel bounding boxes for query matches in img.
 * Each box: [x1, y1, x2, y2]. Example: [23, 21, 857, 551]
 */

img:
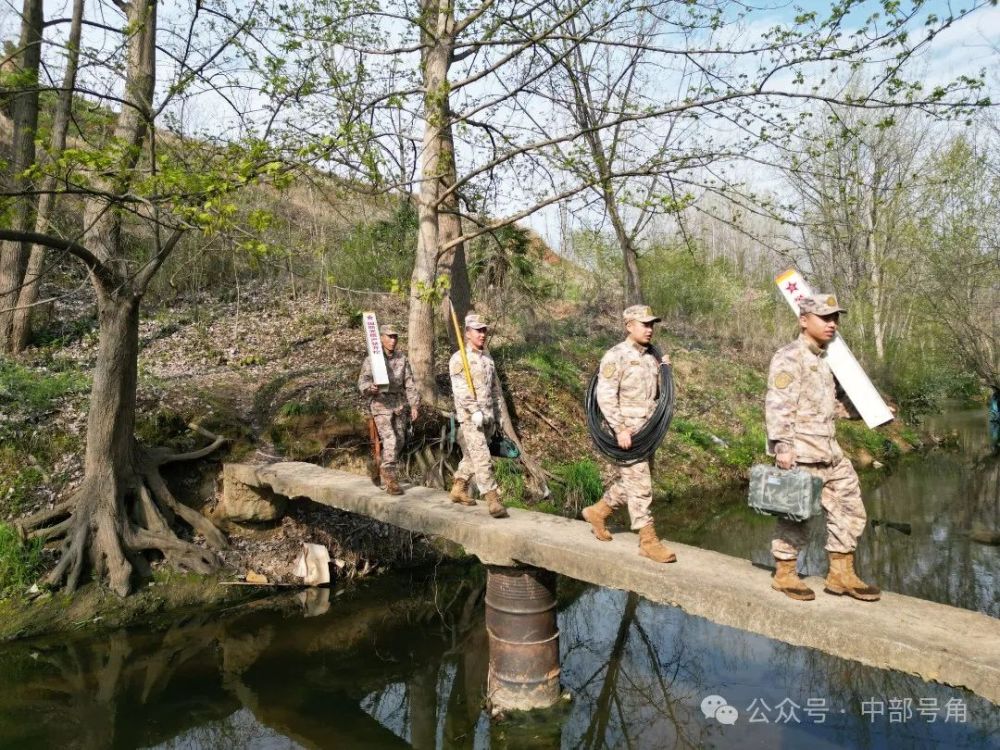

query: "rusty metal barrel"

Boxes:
[485, 565, 561, 711]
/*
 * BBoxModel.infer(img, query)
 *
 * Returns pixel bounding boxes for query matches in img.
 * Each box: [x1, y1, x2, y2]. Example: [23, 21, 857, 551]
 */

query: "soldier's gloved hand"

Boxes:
[616, 429, 632, 450]
[775, 443, 796, 470]
[471, 410, 485, 428]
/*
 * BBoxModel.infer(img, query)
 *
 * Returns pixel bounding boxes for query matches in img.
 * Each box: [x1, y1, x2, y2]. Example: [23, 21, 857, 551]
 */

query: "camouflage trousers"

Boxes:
[373, 411, 407, 470]
[455, 422, 497, 494]
[771, 455, 867, 560]
[601, 459, 653, 531]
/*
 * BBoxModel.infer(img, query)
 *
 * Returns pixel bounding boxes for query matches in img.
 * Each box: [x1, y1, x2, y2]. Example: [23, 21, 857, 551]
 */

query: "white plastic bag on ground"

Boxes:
[293, 542, 331, 586]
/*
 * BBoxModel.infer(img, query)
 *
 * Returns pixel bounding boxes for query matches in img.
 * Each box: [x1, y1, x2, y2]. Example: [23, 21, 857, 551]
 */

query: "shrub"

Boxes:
[0, 524, 43, 599]
[551, 459, 603, 514]
[493, 458, 526, 504]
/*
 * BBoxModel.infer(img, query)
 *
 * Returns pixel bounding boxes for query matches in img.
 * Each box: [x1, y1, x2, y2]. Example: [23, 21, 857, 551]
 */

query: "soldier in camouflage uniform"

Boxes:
[765, 293, 880, 602]
[581, 305, 677, 563]
[358, 323, 420, 495]
[448, 313, 509, 519]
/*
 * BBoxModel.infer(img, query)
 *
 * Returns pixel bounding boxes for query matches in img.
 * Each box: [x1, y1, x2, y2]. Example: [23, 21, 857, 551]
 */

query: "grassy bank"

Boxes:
[0, 289, 930, 636]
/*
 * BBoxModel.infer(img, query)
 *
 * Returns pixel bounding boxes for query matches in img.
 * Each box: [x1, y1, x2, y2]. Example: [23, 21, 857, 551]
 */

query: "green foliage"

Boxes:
[640, 243, 743, 320]
[519, 350, 582, 394]
[134, 409, 190, 448]
[836, 421, 900, 462]
[0, 457, 45, 518]
[878, 343, 981, 418]
[0, 361, 88, 414]
[720, 418, 768, 470]
[0, 362, 88, 517]
[468, 224, 554, 311]
[0, 524, 43, 599]
[471, 226, 545, 289]
[328, 201, 418, 291]
[671, 417, 717, 450]
[493, 458, 525, 504]
[550, 459, 603, 512]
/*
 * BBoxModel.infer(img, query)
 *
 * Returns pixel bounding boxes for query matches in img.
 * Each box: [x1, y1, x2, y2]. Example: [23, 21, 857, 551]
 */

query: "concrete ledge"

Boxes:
[224, 461, 1000, 704]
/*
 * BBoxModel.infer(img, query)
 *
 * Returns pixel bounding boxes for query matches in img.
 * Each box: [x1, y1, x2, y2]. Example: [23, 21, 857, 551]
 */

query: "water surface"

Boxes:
[0, 412, 997, 749]
[657, 409, 1000, 616]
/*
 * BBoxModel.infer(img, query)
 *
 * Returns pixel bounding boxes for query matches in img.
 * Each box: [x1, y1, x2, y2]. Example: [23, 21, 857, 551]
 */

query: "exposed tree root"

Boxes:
[17, 424, 229, 596]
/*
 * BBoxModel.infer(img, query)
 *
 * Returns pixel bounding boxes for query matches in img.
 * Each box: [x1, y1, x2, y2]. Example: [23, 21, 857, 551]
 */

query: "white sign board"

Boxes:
[775, 269, 893, 429]
[362, 311, 390, 385]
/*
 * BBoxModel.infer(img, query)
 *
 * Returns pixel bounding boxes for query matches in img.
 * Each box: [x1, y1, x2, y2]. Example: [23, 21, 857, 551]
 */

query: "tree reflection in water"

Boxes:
[0, 548, 995, 748]
[656, 408, 1000, 616]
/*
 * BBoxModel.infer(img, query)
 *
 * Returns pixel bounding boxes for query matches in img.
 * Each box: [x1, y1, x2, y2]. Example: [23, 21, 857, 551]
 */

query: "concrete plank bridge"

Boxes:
[223, 461, 1000, 708]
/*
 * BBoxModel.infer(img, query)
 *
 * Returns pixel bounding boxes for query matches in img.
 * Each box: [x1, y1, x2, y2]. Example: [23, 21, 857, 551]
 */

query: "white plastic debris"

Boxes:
[293, 543, 332, 586]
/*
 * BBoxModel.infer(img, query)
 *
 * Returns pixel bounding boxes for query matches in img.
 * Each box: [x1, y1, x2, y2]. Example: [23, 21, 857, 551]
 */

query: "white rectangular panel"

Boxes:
[362, 311, 390, 385]
[775, 269, 893, 428]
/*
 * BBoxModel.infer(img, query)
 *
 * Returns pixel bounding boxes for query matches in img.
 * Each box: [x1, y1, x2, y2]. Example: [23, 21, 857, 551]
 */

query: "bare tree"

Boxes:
[10, 0, 85, 351]
[534, 2, 996, 318]
[784, 103, 930, 362]
[918, 133, 1000, 388]
[0, 0, 43, 352]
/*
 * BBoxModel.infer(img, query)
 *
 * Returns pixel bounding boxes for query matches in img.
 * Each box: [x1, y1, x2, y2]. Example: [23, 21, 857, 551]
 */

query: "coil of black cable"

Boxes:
[585, 344, 675, 466]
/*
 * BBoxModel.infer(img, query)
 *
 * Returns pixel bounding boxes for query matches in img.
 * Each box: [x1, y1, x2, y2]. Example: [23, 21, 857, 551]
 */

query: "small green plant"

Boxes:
[551, 459, 603, 513]
[671, 417, 717, 450]
[520, 350, 582, 393]
[0, 524, 43, 599]
[237, 353, 266, 368]
[494, 458, 525, 504]
[836, 421, 900, 462]
[0, 463, 45, 517]
[720, 416, 767, 471]
[0, 361, 88, 413]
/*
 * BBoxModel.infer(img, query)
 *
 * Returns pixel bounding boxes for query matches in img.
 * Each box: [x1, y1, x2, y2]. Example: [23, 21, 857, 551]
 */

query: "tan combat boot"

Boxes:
[582, 498, 614, 541]
[824, 552, 881, 601]
[637, 524, 677, 563]
[483, 489, 509, 519]
[449, 477, 476, 506]
[381, 468, 404, 496]
[772, 558, 816, 601]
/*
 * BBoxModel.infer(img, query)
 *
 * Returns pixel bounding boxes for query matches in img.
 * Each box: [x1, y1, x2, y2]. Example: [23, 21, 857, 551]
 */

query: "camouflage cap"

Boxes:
[464, 313, 489, 330]
[379, 323, 399, 336]
[623, 304, 661, 324]
[798, 294, 847, 317]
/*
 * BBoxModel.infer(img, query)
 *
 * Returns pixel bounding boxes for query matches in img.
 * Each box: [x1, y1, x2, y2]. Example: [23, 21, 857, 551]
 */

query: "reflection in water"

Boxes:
[659, 409, 1000, 615]
[0, 565, 996, 750]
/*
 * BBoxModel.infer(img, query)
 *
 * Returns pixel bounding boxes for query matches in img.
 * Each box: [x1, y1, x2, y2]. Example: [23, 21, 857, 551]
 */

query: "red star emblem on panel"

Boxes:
[786, 282, 798, 293]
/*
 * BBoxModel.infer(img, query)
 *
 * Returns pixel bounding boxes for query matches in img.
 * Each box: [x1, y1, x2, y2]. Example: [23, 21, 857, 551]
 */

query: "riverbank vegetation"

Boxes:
[0, 0, 996, 616]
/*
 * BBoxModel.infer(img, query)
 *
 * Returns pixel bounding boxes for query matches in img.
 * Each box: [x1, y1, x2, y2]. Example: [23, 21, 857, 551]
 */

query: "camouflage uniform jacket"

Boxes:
[358, 351, 419, 417]
[595, 339, 660, 433]
[449, 348, 503, 424]
[765, 334, 854, 464]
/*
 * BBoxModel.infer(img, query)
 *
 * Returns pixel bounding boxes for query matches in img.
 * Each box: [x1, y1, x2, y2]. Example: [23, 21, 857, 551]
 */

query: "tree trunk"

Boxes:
[407, 0, 454, 405]
[76, 284, 143, 595]
[0, 0, 43, 351]
[86, 286, 141, 479]
[437, 116, 471, 342]
[608, 202, 643, 306]
[11, 0, 85, 352]
[17, 279, 226, 595]
[409, 207, 441, 405]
